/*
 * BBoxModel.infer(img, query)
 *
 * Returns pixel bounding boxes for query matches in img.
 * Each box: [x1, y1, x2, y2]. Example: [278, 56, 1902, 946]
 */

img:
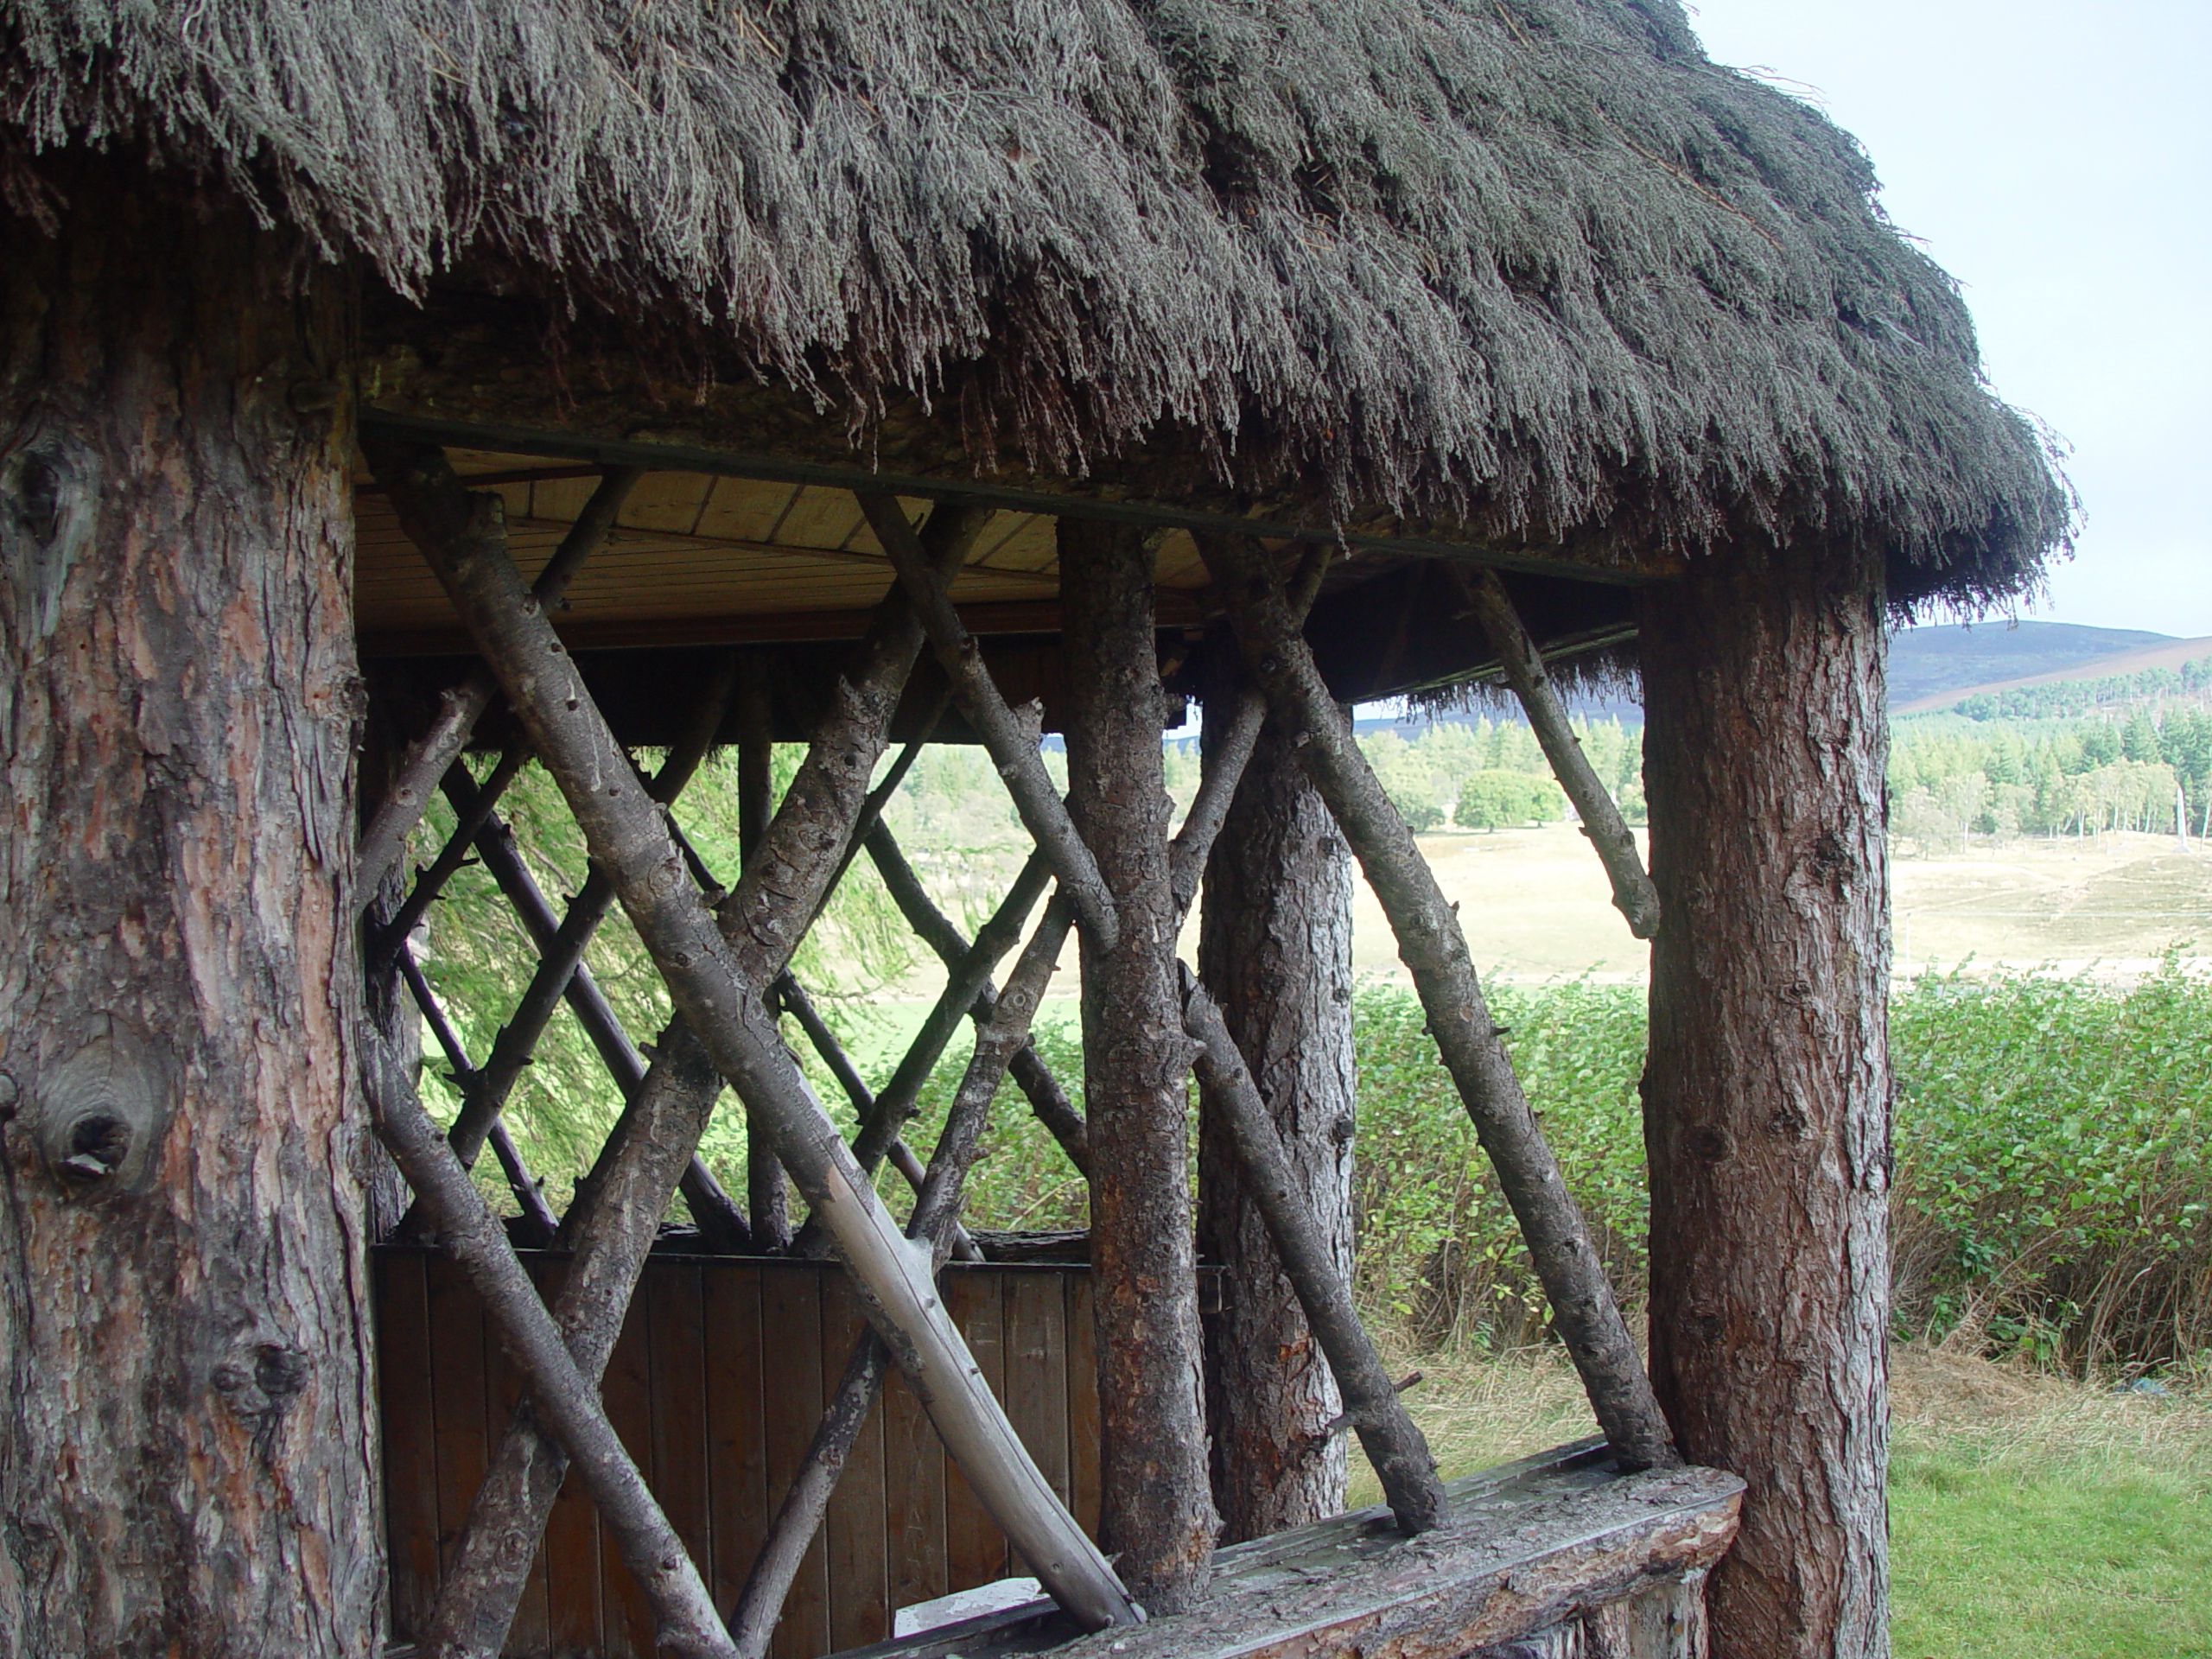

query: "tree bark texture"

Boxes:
[368, 445, 1136, 1633]
[413, 499, 989, 1657]
[1060, 518, 1217, 1613]
[1181, 969, 1443, 1536]
[1196, 705, 1359, 1541]
[1640, 537, 1891, 1659]
[0, 172, 378, 1655]
[1202, 533, 1678, 1474]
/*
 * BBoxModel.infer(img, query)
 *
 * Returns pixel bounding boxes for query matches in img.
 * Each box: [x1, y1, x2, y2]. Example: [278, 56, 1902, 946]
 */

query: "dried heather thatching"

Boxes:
[2, 0, 2069, 600]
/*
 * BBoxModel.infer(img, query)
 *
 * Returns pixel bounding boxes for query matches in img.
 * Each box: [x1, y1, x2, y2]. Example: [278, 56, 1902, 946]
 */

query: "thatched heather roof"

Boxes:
[2, 0, 2069, 601]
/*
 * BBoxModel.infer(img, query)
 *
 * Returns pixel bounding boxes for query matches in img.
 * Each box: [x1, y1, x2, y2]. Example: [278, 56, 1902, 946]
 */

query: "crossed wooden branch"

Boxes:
[359, 448, 1674, 1656]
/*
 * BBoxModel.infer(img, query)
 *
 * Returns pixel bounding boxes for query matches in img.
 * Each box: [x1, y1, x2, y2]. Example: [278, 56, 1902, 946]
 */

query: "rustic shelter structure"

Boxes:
[1, 3, 2067, 1658]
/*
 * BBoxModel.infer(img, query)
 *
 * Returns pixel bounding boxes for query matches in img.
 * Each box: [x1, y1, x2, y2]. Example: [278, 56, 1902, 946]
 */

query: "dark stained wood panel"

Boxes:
[425, 1254, 492, 1583]
[599, 1289, 660, 1656]
[821, 1276, 890, 1655]
[939, 1273, 1010, 1593]
[701, 1261, 768, 1626]
[761, 1266, 830, 1659]
[376, 1252, 1100, 1658]
[377, 1251, 442, 1637]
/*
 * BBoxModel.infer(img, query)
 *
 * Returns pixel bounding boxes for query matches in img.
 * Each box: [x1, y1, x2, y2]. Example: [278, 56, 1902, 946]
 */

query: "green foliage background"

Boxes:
[409, 730, 2212, 1379]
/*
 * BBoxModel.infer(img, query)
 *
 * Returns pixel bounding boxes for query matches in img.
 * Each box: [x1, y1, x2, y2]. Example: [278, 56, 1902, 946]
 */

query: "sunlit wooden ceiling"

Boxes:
[355, 451, 1215, 656]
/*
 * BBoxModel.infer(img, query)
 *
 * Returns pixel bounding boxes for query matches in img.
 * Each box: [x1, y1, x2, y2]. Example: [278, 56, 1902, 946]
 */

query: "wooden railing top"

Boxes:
[830, 1442, 1742, 1659]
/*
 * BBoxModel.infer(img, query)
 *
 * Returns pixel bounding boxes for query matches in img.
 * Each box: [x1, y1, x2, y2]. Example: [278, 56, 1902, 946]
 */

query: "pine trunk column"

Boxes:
[1061, 520, 1217, 1613]
[1639, 539, 1891, 1659]
[1197, 700, 1357, 1540]
[0, 168, 377, 1655]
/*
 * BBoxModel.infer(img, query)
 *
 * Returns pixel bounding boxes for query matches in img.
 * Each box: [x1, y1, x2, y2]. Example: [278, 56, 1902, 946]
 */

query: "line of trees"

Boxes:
[1353, 716, 1639, 832]
[1951, 656, 2212, 721]
[1891, 702, 2212, 853]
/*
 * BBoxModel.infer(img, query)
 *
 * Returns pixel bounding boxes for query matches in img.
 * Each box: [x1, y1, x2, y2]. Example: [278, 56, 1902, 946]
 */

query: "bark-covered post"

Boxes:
[1640, 538, 1891, 1659]
[0, 169, 379, 1654]
[1197, 692, 1359, 1539]
[737, 652, 791, 1249]
[1060, 519, 1217, 1612]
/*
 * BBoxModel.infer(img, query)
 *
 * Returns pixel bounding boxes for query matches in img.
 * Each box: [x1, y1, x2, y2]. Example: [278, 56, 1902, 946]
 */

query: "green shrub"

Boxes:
[1889, 960, 2212, 1371]
[1346, 963, 2212, 1374]
[1348, 981, 1646, 1348]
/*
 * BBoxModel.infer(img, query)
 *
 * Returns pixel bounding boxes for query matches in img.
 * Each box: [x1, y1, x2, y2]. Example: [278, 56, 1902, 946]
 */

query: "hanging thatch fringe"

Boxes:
[5, 0, 2064, 598]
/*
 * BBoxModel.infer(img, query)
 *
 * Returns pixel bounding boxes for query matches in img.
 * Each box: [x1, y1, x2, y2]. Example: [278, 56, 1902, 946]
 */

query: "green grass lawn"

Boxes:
[1348, 1343, 2212, 1658]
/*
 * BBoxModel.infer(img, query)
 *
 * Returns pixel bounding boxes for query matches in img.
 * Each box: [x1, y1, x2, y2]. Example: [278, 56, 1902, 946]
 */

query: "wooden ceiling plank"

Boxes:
[357, 410, 1674, 588]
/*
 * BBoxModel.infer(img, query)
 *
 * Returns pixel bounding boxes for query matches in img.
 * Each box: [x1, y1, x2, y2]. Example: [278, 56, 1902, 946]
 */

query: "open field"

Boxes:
[1346, 1343, 2212, 1659]
[832, 823, 2212, 1065]
[849, 822, 2212, 1014]
[1363, 823, 2212, 983]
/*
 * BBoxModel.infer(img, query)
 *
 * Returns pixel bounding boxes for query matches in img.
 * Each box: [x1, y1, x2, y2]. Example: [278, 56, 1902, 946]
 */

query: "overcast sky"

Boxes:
[1683, 0, 2211, 638]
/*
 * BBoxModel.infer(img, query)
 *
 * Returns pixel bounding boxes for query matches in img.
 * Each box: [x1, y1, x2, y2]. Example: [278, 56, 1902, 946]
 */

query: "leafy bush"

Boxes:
[1889, 961, 2212, 1371]
[1346, 965, 2212, 1374]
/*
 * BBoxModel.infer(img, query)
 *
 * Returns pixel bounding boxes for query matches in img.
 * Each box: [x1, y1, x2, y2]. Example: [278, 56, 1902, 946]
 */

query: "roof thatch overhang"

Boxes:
[4, 0, 2072, 707]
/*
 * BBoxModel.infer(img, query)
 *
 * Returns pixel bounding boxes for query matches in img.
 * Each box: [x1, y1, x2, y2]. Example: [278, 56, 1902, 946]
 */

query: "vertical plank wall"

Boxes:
[377, 1249, 1099, 1659]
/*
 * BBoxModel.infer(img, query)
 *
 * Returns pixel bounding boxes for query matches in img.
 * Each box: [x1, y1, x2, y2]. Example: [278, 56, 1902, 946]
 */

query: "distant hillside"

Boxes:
[1347, 620, 2182, 734]
[1899, 634, 2212, 715]
[1888, 621, 2172, 707]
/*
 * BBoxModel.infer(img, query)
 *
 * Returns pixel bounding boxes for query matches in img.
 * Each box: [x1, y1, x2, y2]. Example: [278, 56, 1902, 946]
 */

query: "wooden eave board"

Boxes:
[353, 456, 1217, 652]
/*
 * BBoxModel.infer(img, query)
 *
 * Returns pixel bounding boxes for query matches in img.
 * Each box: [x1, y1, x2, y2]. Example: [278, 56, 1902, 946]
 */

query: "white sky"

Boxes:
[1683, 0, 2212, 636]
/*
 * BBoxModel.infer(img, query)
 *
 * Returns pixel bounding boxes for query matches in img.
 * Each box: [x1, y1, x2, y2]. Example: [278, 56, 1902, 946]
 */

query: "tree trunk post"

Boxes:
[1061, 519, 1217, 1613]
[1196, 694, 1361, 1539]
[0, 168, 379, 1655]
[737, 652, 791, 1249]
[1640, 537, 1891, 1659]
[1202, 533, 1678, 1474]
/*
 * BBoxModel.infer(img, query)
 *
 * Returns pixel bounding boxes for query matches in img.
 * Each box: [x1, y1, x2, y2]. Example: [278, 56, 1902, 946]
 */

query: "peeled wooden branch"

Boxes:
[1201, 532, 1679, 1473]
[1459, 568, 1659, 938]
[775, 975, 981, 1262]
[373, 747, 527, 956]
[355, 467, 642, 899]
[863, 821, 1091, 1173]
[361, 1052, 738, 1659]
[858, 490, 1119, 950]
[1180, 964, 1446, 1533]
[372, 442, 1137, 1632]
[416, 497, 988, 1657]
[728, 897, 1074, 1657]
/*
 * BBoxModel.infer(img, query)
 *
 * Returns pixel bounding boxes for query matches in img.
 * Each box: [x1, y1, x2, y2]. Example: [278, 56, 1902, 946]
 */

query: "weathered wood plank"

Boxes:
[1004, 1272, 1071, 1530]
[883, 1363, 949, 1618]
[1065, 1274, 1101, 1544]
[425, 1255, 492, 1585]
[824, 1453, 1739, 1659]
[651, 1262, 715, 1592]
[476, 1285, 548, 1655]
[943, 1272, 1010, 1592]
[823, 1274, 891, 1654]
[762, 1268, 830, 1659]
[703, 1262, 769, 1623]
[531, 1255, 605, 1658]
[377, 1253, 442, 1640]
[598, 1289, 661, 1657]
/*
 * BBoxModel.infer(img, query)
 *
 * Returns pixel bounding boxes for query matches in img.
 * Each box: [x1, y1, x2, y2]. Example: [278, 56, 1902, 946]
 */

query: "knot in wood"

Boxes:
[35, 1026, 166, 1198]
